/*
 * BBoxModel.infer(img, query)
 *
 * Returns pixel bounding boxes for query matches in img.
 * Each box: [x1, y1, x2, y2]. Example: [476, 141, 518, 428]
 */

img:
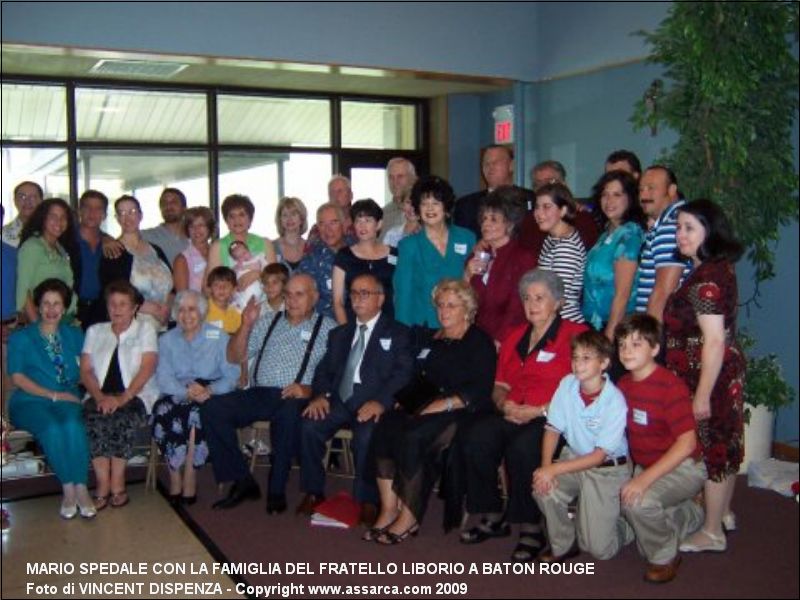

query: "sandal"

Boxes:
[362, 525, 389, 542]
[511, 532, 548, 563]
[375, 523, 420, 545]
[110, 491, 129, 508]
[460, 518, 511, 544]
[93, 494, 110, 511]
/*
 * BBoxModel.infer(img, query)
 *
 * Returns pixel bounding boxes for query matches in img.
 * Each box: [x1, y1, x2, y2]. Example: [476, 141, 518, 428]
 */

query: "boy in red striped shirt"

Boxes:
[615, 314, 705, 584]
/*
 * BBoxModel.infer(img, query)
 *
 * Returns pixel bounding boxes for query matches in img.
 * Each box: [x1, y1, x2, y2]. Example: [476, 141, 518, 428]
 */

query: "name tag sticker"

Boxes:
[193, 262, 206, 273]
[633, 408, 648, 426]
[326, 278, 332, 290]
[380, 338, 392, 351]
[536, 350, 556, 363]
[300, 330, 312, 342]
[208, 320, 223, 330]
[454, 243, 467, 255]
[387, 254, 397, 265]
[205, 328, 221, 340]
[585, 417, 600, 430]
[417, 348, 431, 359]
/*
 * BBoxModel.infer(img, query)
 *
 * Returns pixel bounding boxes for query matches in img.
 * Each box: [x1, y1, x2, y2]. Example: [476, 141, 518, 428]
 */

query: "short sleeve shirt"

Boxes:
[246, 312, 336, 388]
[546, 373, 628, 458]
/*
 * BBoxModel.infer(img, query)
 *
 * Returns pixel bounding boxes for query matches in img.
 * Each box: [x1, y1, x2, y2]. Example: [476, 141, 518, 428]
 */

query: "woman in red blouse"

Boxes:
[460, 268, 588, 562]
[465, 186, 537, 347]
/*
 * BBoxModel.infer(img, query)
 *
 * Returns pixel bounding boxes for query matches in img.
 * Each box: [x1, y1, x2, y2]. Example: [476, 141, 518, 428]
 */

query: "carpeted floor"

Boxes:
[164, 467, 799, 599]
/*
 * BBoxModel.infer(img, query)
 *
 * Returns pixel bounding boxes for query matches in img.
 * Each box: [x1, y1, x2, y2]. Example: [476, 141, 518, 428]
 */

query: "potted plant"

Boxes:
[738, 332, 796, 472]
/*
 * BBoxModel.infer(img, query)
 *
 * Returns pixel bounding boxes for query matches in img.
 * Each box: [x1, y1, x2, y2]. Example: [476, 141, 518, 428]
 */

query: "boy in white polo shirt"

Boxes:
[533, 330, 630, 561]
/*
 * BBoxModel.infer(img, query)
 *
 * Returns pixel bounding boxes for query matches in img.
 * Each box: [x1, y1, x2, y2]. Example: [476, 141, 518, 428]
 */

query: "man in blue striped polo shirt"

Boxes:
[634, 165, 691, 321]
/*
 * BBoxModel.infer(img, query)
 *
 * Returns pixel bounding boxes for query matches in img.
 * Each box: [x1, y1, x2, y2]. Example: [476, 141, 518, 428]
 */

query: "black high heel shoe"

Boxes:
[181, 495, 197, 506]
[375, 523, 420, 545]
[167, 494, 182, 507]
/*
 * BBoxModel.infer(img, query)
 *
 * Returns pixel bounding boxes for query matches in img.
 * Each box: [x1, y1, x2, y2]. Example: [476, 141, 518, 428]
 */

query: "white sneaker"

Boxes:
[722, 512, 737, 532]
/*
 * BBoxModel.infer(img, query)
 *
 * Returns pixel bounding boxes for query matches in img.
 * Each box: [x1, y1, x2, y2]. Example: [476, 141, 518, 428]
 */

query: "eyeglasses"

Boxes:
[435, 302, 464, 311]
[15, 192, 39, 202]
[350, 289, 383, 300]
[116, 208, 140, 218]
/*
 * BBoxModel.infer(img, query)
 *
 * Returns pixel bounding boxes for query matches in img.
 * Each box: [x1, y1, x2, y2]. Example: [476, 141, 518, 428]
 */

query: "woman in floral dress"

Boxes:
[663, 199, 745, 553]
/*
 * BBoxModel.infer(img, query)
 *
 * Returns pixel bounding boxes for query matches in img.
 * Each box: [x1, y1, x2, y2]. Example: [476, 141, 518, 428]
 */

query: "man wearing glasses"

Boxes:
[296, 273, 413, 525]
[2, 181, 43, 247]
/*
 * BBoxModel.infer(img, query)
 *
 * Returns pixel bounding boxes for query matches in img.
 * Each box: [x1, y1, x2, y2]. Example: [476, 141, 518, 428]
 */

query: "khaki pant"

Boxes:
[622, 458, 706, 565]
[535, 448, 632, 560]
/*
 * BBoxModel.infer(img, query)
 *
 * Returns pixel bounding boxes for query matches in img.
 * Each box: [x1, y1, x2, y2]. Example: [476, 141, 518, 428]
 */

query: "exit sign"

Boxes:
[495, 120, 513, 144]
[493, 104, 514, 144]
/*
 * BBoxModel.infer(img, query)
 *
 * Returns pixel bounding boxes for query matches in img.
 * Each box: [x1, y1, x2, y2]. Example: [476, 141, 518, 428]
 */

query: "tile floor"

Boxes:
[1, 483, 242, 599]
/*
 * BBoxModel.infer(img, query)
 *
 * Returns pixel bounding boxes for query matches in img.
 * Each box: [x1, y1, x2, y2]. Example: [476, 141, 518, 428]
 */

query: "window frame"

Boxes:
[0, 74, 429, 218]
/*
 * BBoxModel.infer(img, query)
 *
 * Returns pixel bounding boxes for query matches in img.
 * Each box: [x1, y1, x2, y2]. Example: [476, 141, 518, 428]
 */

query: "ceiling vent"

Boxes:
[89, 59, 188, 79]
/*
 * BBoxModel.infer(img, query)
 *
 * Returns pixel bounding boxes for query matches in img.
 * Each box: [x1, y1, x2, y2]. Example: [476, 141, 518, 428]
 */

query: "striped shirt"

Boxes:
[618, 365, 699, 468]
[538, 230, 586, 323]
[635, 200, 691, 313]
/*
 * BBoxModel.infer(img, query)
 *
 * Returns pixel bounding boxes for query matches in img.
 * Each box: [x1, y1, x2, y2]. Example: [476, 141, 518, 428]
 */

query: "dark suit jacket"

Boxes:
[311, 312, 414, 410]
[454, 186, 537, 239]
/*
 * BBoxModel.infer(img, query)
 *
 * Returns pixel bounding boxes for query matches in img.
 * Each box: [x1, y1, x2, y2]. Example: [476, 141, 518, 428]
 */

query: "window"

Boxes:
[218, 95, 330, 147]
[1, 83, 67, 142]
[76, 87, 207, 143]
[77, 149, 209, 236]
[1, 147, 71, 222]
[1, 78, 426, 238]
[341, 101, 416, 149]
[218, 152, 332, 239]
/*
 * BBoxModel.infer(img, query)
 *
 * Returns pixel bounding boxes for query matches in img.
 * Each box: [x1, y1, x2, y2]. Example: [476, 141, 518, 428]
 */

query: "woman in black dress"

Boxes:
[331, 198, 396, 324]
[366, 279, 496, 544]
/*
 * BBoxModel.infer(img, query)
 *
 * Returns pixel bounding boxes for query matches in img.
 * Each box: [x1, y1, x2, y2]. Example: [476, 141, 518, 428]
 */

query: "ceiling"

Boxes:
[1, 43, 513, 99]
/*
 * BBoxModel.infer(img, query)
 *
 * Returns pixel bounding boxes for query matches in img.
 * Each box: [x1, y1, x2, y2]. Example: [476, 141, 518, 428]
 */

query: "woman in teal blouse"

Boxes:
[582, 170, 645, 339]
[7, 278, 93, 519]
[16, 198, 79, 323]
[394, 176, 476, 328]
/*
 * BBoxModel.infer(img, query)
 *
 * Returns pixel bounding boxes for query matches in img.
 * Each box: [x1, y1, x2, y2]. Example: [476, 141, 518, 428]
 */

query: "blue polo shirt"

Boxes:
[78, 235, 103, 301]
[1, 240, 17, 320]
[546, 373, 628, 459]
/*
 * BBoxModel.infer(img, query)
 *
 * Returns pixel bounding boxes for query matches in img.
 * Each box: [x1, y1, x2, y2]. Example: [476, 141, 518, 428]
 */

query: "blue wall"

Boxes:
[447, 88, 516, 197]
[1, 2, 540, 81]
[536, 2, 670, 79]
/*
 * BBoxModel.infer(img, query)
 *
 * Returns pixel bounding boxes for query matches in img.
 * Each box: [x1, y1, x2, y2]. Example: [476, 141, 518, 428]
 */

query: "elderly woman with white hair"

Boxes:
[152, 290, 240, 505]
[460, 268, 588, 562]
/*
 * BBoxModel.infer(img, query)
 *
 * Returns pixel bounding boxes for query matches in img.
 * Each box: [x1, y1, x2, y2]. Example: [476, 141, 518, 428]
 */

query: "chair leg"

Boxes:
[323, 440, 333, 471]
[146, 439, 158, 492]
[343, 438, 354, 475]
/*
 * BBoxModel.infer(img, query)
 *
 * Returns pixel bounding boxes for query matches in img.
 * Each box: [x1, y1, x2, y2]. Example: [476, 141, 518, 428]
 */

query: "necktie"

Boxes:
[338, 324, 367, 402]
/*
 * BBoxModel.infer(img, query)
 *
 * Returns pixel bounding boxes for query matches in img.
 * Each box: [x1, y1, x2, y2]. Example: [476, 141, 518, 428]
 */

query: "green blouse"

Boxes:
[16, 236, 76, 315]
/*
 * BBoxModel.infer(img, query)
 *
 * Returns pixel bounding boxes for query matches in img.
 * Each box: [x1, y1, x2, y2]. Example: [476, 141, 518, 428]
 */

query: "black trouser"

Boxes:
[299, 399, 378, 503]
[462, 414, 547, 524]
[201, 387, 306, 495]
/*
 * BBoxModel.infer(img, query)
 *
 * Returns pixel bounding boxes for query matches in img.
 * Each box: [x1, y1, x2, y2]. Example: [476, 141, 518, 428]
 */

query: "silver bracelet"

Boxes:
[446, 397, 453, 412]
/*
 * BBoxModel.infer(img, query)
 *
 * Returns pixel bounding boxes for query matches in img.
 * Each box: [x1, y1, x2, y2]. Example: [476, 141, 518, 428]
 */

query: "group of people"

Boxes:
[0, 146, 746, 584]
